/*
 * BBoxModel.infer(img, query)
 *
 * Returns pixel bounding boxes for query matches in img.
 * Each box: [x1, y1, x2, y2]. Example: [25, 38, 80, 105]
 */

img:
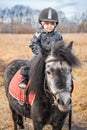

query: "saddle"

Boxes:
[9, 69, 35, 105]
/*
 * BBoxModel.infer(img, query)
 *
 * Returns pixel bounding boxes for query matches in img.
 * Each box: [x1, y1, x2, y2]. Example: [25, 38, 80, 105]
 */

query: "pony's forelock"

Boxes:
[52, 40, 81, 67]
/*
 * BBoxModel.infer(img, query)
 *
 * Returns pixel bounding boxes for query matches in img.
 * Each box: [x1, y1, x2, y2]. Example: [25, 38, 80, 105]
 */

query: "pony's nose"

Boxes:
[66, 98, 72, 105]
[57, 98, 72, 106]
[57, 98, 64, 106]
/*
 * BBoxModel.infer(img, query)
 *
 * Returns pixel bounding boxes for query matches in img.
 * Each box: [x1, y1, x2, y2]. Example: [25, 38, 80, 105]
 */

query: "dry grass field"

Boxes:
[0, 33, 87, 130]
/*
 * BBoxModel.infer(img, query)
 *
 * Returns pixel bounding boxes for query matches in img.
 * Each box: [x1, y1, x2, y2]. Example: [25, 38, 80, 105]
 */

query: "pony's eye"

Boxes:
[47, 71, 51, 75]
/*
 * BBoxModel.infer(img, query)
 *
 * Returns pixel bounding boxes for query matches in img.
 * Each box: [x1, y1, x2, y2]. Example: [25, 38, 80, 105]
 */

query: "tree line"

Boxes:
[58, 21, 87, 33]
[0, 21, 87, 34]
[0, 4, 87, 33]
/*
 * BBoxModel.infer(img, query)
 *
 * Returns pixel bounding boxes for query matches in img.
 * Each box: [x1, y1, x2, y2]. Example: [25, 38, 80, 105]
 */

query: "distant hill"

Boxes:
[0, 5, 87, 27]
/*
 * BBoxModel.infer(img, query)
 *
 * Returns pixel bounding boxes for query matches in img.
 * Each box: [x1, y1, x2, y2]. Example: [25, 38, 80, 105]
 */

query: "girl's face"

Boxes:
[41, 21, 56, 32]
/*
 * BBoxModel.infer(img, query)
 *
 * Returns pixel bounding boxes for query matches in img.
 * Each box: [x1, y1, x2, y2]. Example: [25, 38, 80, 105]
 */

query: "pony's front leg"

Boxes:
[33, 120, 43, 130]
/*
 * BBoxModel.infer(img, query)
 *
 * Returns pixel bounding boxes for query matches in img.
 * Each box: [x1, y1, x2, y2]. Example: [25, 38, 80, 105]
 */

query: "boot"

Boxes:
[19, 77, 28, 89]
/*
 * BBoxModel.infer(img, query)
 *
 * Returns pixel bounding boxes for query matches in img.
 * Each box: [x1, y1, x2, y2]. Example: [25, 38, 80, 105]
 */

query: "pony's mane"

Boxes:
[52, 40, 81, 67]
[29, 55, 45, 94]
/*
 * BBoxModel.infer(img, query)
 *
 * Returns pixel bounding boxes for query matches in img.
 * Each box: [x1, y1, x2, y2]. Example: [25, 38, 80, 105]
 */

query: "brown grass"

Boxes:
[0, 33, 87, 129]
[63, 33, 87, 62]
[0, 34, 33, 63]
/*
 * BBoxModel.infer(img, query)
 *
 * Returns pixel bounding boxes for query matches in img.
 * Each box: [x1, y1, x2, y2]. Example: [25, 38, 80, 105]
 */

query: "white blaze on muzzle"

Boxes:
[59, 91, 71, 105]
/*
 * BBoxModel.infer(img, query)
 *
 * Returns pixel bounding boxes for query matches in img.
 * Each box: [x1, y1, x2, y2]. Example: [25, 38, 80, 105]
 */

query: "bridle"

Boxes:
[44, 58, 72, 130]
[44, 74, 71, 105]
[45, 58, 72, 104]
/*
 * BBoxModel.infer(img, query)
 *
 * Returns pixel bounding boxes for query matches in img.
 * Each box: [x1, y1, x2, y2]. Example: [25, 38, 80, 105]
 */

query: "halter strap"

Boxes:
[46, 59, 59, 63]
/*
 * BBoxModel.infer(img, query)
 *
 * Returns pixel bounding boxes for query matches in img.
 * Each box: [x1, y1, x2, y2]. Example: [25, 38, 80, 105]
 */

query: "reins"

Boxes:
[69, 106, 72, 130]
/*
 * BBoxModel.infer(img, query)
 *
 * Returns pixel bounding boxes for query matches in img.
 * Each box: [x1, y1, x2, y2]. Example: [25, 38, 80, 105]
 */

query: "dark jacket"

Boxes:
[29, 28, 63, 55]
[21, 28, 63, 75]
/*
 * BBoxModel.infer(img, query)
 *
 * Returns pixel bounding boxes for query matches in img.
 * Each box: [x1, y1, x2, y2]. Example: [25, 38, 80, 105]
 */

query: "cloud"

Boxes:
[54, 0, 87, 18]
[0, 0, 57, 10]
[63, 2, 77, 7]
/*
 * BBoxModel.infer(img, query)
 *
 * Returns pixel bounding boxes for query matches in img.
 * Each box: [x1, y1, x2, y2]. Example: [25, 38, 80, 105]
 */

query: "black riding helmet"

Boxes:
[39, 7, 59, 26]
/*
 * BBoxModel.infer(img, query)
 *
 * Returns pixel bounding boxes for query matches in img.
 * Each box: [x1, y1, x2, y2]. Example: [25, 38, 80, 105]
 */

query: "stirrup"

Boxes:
[19, 83, 26, 89]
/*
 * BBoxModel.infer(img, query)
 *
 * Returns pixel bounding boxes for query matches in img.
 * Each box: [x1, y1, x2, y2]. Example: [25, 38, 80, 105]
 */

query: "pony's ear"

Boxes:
[67, 41, 73, 50]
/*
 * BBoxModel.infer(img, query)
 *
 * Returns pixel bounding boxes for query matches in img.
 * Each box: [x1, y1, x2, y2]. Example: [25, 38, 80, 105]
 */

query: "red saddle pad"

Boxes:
[9, 69, 35, 105]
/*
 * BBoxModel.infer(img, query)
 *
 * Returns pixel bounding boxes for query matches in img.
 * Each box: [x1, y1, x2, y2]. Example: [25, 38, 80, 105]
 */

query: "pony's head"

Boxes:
[30, 40, 81, 112]
[44, 40, 81, 111]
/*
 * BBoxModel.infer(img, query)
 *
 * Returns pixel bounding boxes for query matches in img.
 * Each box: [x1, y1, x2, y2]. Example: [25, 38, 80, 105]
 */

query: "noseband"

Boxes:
[44, 75, 70, 105]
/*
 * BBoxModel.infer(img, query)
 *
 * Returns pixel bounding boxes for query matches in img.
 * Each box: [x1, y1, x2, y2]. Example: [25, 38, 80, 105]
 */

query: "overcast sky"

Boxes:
[0, 0, 87, 18]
